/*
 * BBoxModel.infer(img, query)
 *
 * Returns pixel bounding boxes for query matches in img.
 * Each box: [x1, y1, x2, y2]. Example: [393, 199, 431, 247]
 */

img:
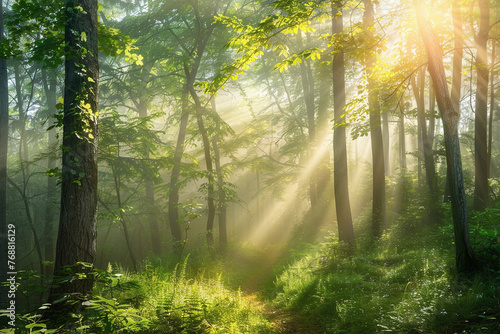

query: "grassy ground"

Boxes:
[6, 190, 500, 333]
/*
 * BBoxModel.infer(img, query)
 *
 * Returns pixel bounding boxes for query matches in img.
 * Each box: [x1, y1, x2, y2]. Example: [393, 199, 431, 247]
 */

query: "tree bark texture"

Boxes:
[414, 0, 476, 273]
[50, 0, 99, 301]
[168, 85, 188, 251]
[332, 4, 355, 248]
[137, 101, 162, 256]
[210, 99, 227, 247]
[488, 40, 495, 179]
[363, 0, 386, 237]
[41, 69, 58, 277]
[473, 0, 490, 210]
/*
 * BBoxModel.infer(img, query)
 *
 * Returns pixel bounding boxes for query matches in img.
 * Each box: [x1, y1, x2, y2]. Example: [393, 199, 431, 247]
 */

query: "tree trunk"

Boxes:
[474, 0, 490, 211]
[298, 33, 317, 209]
[137, 101, 162, 256]
[414, 0, 476, 274]
[412, 67, 437, 192]
[0, 0, 10, 313]
[445, 0, 464, 203]
[185, 67, 215, 246]
[41, 69, 58, 277]
[382, 109, 390, 176]
[168, 85, 188, 252]
[50, 0, 99, 302]
[364, 0, 386, 238]
[488, 40, 495, 179]
[399, 101, 406, 170]
[332, 3, 355, 248]
[210, 99, 227, 247]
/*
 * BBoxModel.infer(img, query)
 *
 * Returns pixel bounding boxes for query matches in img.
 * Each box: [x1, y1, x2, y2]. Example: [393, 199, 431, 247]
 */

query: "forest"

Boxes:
[1, 0, 500, 332]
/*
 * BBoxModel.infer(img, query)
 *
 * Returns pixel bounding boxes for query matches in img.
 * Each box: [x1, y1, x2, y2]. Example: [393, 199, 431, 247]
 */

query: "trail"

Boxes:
[240, 246, 323, 334]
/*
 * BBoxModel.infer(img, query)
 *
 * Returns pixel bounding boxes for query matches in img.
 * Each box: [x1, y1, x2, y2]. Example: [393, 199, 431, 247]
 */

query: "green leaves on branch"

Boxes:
[205, 0, 327, 95]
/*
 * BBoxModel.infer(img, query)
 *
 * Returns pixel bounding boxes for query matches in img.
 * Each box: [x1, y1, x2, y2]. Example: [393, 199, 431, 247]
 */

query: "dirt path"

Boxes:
[239, 247, 323, 333]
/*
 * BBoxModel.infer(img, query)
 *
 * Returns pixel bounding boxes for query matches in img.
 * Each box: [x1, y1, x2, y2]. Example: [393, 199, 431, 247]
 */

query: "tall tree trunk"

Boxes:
[412, 68, 437, 192]
[168, 85, 188, 252]
[316, 61, 332, 203]
[185, 65, 215, 246]
[298, 33, 317, 208]
[414, 0, 476, 273]
[488, 40, 495, 179]
[111, 155, 138, 272]
[332, 3, 355, 248]
[364, 0, 386, 238]
[445, 0, 464, 203]
[50, 0, 99, 302]
[41, 69, 58, 277]
[474, 0, 490, 211]
[399, 101, 407, 170]
[0, 0, 10, 313]
[137, 101, 162, 256]
[382, 109, 390, 176]
[210, 99, 227, 247]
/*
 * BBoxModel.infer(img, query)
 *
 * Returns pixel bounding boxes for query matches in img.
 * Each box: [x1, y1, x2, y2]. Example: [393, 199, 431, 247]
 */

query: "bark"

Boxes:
[445, 0, 464, 203]
[298, 33, 317, 208]
[111, 156, 138, 272]
[332, 3, 355, 248]
[41, 69, 58, 277]
[0, 0, 9, 312]
[411, 68, 437, 192]
[399, 101, 406, 170]
[168, 85, 188, 251]
[364, 0, 386, 237]
[191, 89, 215, 246]
[488, 40, 495, 179]
[137, 101, 162, 256]
[50, 0, 99, 301]
[414, 0, 476, 273]
[382, 109, 390, 176]
[210, 99, 227, 247]
[474, 0, 490, 210]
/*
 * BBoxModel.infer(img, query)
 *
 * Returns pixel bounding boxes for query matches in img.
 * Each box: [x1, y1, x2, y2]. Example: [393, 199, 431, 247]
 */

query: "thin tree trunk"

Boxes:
[185, 66, 215, 246]
[41, 69, 58, 277]
[168, 85, 188, 252]
[474, 0, 490, 211]
[399, 101, 407, 170]
[382, 109, 390, 176]
[50, 0, 99, 302]
[298, 33, 317, 208]
[333, 3, 355, 248]
[414, 0, 476, 273]
[211, 99, 227, 247]
[445, 0, 464, 203]
[137, 101, 162, 256]
[111, 152, 138, 272]
[488, 40, 495, 179]
[364, 0, 386, 238]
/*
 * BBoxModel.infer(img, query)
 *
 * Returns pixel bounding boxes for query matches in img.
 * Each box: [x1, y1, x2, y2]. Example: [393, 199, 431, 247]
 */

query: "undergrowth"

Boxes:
[269, 188, 500, 333]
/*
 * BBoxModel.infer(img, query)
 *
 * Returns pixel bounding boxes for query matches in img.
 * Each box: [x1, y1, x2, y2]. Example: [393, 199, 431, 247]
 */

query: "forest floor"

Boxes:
[238, 245, 324, 333]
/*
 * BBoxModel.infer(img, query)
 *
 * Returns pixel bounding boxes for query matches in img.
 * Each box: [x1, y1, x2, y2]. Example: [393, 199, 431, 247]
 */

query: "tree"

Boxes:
[332, 2, 355, 248]
[414, 0, 476, 273]
[49, 0, 99, 302]
[474, 0, 490, 211]
[363, 0, 386, 238]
